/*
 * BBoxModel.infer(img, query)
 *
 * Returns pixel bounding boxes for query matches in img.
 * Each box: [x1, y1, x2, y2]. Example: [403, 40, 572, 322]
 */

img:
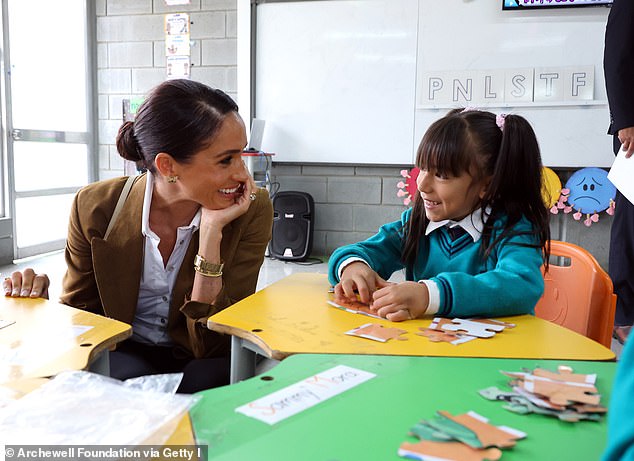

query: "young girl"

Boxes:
[328, 108, 550, 321]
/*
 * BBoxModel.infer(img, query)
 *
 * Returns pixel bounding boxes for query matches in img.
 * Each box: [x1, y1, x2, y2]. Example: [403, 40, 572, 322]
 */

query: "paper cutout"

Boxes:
[468, 318, 516, 329]
[417, 328, 477, 345]
[235, 365, 375, 425]
[400, 410, 525, 461]
[345, 323, 408, 342]
[532, 366, 596, 384]
[609, 145, 634, 206]
[397, 167, 421, 206]
[424, 412, 483, 448]
[479, 386, 603, 422]
[521, 379, 600, 406]
[398, 440, 502, 461]
[480, 366, 607, 422]
[438, 411, 525, 449]
[417, 317, 512, 345]
[542, 166, 563, 208]
[553, 167, 616, 227]
[440, 319, 506, 338]
[327, 299, 382, 320]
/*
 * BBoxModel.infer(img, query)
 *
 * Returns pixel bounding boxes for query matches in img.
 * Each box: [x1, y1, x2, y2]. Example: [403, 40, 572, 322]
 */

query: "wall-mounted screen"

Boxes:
[503, 0, 612, 9]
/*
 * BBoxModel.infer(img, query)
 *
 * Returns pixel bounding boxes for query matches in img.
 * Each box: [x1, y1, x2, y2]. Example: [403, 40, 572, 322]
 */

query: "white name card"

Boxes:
[235, 365, 376, 425]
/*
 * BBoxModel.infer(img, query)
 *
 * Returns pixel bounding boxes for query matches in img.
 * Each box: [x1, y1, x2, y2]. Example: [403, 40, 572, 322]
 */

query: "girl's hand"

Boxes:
[371, 281, 428, 322]
[335, 262, 389, 304]
[3, 269, 50, 299]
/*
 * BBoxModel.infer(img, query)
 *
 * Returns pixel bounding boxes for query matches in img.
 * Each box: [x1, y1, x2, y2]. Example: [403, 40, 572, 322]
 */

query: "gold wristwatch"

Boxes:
[194, 254, 223, 277]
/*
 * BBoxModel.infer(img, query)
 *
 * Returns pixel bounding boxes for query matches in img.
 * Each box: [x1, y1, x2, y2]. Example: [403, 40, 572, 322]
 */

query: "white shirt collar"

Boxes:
[425, 207, 487, 242]
[141, 171, 201, 239]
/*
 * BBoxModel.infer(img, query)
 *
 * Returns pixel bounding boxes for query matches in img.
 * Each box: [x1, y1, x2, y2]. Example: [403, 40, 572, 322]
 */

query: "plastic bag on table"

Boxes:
[0, 370, 198, 445]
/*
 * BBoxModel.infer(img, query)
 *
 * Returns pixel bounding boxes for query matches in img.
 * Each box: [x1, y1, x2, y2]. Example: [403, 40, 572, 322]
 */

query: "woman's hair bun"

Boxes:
[115, 121, 144, 163]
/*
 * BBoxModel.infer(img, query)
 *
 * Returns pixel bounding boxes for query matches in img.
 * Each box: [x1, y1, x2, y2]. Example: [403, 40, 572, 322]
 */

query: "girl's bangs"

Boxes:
[417, 123, 470, 177]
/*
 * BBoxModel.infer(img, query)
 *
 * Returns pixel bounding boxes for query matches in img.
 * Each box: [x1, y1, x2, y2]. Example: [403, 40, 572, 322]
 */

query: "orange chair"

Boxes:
[534, 240, 616, 348]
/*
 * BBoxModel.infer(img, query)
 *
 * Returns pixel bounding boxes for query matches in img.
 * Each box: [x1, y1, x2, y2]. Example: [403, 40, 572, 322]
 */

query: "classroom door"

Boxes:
[2, 0, 95, 260]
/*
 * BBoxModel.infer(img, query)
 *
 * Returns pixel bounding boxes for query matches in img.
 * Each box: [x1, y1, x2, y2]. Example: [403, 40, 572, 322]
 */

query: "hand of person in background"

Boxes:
[3, 268, 50, 299]
[619, 126, 634, 157]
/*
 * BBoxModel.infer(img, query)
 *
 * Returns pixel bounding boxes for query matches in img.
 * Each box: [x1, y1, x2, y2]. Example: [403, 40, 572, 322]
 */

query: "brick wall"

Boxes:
[272, 164, 613, 268]
[96, 0, 237, 179]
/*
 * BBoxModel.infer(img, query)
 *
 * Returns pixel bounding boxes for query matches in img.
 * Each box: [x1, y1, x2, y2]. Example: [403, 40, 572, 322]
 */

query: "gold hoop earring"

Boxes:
[167, 175, 178, 183]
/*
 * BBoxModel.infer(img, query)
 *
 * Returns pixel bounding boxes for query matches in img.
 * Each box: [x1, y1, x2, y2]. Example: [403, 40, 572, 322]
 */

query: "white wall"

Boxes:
[96, 0, 238, 179]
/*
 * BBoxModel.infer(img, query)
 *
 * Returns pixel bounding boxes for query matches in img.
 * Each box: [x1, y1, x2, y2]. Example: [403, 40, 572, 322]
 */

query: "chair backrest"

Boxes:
[534, 240, 616, 348]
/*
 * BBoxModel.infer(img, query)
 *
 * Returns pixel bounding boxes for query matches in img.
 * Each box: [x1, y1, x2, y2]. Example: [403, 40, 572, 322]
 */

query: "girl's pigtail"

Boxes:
[488, 114, 550, 266]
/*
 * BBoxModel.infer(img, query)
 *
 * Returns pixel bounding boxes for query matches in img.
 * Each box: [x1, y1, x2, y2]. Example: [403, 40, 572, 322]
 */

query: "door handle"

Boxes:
[11, 129, 21, 140]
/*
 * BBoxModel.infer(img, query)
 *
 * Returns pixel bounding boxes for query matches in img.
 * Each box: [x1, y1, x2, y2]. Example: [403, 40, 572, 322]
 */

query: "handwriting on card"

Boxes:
[235, 365, 376, 425]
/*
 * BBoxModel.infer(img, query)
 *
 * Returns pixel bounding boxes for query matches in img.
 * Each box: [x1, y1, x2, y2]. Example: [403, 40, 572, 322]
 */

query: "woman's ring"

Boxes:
[249, 193, 257, 201]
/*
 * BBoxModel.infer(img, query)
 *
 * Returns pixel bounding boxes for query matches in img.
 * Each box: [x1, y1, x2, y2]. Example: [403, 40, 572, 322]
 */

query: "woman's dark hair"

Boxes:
[115, 79, 239, 172]
[401, 108, 550, 269]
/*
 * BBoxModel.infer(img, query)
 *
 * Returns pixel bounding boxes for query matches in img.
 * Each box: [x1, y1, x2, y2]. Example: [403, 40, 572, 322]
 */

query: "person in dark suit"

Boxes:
[604, 0, 634, 344]
[4, 80, 273, 392]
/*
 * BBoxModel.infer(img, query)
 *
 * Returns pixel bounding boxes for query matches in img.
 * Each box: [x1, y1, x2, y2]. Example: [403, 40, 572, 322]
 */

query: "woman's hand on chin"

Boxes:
[201, 178, 257, 232]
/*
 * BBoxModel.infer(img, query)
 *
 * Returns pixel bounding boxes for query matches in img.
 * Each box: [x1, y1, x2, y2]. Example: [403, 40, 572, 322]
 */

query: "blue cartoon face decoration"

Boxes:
[565, 167, 616, 214]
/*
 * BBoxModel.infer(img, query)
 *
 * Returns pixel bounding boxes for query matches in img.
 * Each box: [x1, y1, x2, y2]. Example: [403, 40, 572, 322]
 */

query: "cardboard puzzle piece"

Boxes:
[503, 400, 601, 422]
[424, 413, 482, 448]
[479, 386, 601, 422]
[468, 318, 516, 329]
[345, 323, 408, 342]
[398, 440, 502, 461]
[572, 403, 608, 414]
[440, 319, 506, 338]
[522, 379, 600, 406]
[512, 385, 566, 411]
[532, 366, 596, 385]
[409, 422, 454, 442]
[327, 298, 383, 320]
[438, 411, 526, 449]
[483, 367, 606, 423]
[416, 328, 477, 345]
[428, 317, 459, 331]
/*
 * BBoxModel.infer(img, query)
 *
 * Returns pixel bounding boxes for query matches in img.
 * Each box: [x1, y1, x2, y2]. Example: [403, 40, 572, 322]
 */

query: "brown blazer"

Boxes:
[60, 174, 273, 358]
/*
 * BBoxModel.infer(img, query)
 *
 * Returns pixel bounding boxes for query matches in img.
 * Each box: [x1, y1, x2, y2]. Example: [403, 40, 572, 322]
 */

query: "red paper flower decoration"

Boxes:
[397, 167, 420, 206]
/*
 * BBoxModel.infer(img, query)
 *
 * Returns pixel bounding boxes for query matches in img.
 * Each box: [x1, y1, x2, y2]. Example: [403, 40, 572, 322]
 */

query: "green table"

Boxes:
[190, 354, 615, 460]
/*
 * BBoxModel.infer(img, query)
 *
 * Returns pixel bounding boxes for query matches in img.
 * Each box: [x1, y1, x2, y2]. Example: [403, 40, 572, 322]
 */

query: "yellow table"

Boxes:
[0, 297, 196, 447]
[0, 296, 131, 383]
[208, 273, 616, 382]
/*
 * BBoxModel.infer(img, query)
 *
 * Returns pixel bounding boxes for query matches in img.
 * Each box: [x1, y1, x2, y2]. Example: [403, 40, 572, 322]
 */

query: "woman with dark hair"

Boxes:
[328, 108, 550, 321]
[5, 80, 273, 392]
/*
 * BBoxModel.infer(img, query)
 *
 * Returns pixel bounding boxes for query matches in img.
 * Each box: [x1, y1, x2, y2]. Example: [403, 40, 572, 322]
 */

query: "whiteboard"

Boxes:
[414, 0, 613, 168]
[255, 0, 418, 165]
[254, 0, 614, 167]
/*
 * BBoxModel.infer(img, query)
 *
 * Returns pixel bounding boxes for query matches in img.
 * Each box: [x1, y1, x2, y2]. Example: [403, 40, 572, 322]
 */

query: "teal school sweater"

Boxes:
[327, 208, 544, 318]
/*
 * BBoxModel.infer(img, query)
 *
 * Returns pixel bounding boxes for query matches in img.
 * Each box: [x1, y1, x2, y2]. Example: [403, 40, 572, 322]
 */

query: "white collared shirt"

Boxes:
[424, 207, 486, 242]
[131, 172, 202, 345]
[419, 208, 486, 315]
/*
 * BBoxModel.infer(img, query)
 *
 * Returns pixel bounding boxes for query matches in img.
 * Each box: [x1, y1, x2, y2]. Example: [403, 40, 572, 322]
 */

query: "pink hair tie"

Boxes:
[496, 113, 506, 132]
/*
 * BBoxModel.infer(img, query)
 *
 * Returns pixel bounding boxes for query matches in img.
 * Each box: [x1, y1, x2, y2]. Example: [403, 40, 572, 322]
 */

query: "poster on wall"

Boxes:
[164, 13, 191, 80]
[167, 55, 191, 79]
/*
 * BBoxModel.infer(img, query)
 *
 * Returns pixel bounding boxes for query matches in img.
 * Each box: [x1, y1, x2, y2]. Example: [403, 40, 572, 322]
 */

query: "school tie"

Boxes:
[447, 225, 467, 241]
